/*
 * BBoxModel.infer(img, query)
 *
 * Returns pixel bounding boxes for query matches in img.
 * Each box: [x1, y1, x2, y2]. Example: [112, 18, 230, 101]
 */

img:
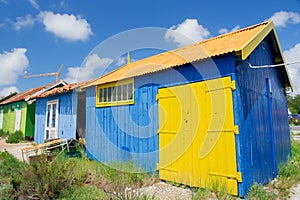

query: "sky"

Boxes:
[0, 0, 300, 96]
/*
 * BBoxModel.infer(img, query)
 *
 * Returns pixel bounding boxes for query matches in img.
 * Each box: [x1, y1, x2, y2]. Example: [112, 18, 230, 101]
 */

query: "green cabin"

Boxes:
[0, 81, 66, 138]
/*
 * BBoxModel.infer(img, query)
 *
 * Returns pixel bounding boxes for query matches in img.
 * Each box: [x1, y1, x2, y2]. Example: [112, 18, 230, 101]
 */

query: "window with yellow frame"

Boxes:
[96, 79, 134, 107]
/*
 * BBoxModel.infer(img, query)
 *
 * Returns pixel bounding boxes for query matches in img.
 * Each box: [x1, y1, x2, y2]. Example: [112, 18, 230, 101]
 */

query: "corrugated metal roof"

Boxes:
[0, 80, 66, 105]
[33, 80, 90, 99]
[84, 21, 286, 88]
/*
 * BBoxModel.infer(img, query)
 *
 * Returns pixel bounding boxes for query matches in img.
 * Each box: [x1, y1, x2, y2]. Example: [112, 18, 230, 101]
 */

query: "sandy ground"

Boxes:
[290, 184, 300, 200]
[0, 138, 32, 161]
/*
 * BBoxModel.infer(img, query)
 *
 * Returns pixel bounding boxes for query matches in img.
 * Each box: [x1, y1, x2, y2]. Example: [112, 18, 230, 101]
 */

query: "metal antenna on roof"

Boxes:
[127, 52, 131, 65]
[24, 64, 64, 81]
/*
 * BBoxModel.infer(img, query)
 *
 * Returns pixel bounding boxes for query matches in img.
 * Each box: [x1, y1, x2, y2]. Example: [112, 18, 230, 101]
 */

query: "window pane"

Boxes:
[128, 83, 133, 100]
[122, 84, 127, 100]
[112, 86, 116, 101]
[46, 104, 51, 127]
[52, 104, 56, 128]
[46, 130, 49, 139]
[103, 88, 107, 102]
[99, 88, 103, 102]
[117, 85, 122, 101]
[108, 87, 112, 102]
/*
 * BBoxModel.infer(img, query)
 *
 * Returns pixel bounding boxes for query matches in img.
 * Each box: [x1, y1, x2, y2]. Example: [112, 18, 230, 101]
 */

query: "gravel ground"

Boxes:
[290, 184, 300, 200]
[136, 182, 193, 200]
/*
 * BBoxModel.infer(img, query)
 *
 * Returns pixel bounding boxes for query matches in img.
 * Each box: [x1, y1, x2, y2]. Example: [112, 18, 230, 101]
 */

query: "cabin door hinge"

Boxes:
[156, 94, 159, 100]
[231, 80, 236, 91]
[234, 125, 239, 135]
[236, 172, 242, 182]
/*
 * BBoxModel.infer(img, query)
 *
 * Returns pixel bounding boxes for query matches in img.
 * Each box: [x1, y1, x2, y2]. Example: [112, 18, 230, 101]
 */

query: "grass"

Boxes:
[1, 137, 299, 199]
[248, 138, 300, 199]
[0, 148, 157, 199]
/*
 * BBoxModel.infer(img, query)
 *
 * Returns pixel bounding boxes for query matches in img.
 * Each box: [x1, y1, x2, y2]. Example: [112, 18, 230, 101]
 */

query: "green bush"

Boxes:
[0, 147, 157, 199]
[11, 154, 78, 199]
[6, 130, 24, 143]
[0, 151, 25, 177]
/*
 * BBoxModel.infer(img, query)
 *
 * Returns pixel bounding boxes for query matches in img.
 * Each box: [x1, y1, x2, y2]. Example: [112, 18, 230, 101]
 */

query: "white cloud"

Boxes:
[283, 43, 300, 94]
[65, 54, 113, 83]
[28, 0, 40, 9]
[218, 25, 240, 35]
[13, 14, 35, 30]
[0, 48, 29, 87]
[38, 11, 93, 41]
[269, 11, 300, 28]
[165, 19, 211, 47]
[218, 28, 228, 35]
[0, 86, 18, 97]
[116, 56, 127, 66]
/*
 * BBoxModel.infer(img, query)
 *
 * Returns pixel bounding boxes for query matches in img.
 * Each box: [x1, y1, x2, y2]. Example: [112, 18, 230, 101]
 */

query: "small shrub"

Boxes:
[11, 154, 78, 199]
[0, 151, 25, 199]
[0, 151, 25, 177]
[6, 130, 24, 143]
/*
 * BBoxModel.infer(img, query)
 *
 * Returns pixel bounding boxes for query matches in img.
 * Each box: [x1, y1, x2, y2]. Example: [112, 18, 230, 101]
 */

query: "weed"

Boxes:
[6, 130, 24, 143]
[192, 187, 211, 200]
[247, 183, 278, 200]
[11, 154, 78, 199]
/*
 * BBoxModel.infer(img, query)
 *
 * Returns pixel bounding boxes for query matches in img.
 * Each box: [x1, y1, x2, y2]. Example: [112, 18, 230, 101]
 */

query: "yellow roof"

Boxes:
[84, 21, 290, 88]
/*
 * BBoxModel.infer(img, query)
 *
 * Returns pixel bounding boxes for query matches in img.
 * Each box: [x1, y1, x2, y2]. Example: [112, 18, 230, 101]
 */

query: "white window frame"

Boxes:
[44, 100, 59, 140]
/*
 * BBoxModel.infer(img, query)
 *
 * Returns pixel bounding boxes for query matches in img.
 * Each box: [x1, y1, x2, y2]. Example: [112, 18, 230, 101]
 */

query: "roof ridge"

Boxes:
[199, 21, 269, 45]
[84, 20, 279, 88]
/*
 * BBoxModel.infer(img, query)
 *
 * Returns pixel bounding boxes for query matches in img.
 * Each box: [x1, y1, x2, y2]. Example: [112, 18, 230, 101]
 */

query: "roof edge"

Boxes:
[241, 20, 274, 60]
[25, 80, 67, 101]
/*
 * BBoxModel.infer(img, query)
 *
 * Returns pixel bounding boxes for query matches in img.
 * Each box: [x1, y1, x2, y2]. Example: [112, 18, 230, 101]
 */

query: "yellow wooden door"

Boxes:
[157, 76, 241, 195]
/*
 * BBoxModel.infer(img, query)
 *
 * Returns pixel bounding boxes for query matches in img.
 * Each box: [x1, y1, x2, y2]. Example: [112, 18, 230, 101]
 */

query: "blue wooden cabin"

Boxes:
[83, 21, 291, 196]
[34, 82, 87, 143]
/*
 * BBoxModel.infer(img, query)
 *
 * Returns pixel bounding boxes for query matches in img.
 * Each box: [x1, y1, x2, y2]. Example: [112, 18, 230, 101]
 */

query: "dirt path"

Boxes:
[0, 138, 32, 161]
